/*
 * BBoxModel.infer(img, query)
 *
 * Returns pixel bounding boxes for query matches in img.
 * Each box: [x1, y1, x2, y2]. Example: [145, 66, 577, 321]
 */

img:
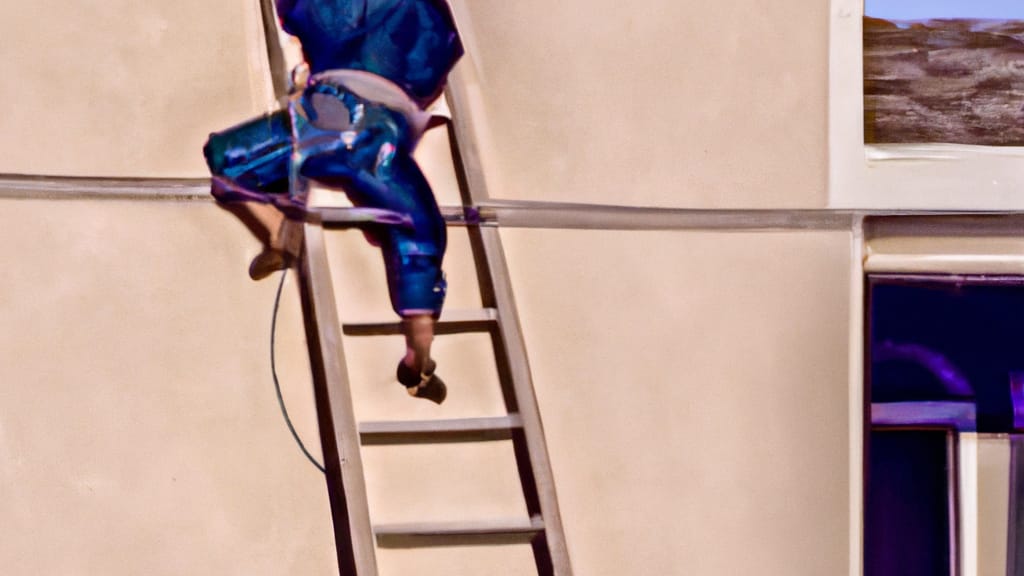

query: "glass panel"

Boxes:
[867, 275, 1024, 576]
[863, 1, 1024, 147]
[865, 430, 952, 576]
[830, 0, 1024, 210]
[869, 278, 1024, 431]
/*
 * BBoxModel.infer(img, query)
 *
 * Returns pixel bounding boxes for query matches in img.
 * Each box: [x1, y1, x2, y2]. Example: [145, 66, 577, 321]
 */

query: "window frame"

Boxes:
[828, 0, 1024, 210]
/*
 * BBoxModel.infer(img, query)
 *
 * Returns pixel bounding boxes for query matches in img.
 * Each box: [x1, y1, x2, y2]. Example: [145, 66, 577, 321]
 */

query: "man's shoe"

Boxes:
[396, 360, 447, 405]
[249, 249, 293, 281]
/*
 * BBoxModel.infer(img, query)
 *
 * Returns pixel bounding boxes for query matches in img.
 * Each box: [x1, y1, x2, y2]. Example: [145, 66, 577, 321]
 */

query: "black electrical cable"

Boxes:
[271, 268, 326, 474]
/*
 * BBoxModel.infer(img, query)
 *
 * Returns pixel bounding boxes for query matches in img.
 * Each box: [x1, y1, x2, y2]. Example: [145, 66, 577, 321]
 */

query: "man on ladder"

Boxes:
[203, 0, 463, 404]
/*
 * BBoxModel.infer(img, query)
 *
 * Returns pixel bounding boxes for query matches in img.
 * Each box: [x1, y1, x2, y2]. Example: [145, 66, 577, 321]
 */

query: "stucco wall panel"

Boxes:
[451, 0, 828, 208]
[0, 1, 269, 177]
[0, 198, 336, 574]
[502, 228, 852, 575]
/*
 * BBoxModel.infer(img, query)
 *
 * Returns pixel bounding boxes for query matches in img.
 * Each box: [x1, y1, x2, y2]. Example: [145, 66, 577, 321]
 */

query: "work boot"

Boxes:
[248, 217, 302, 281]
[396, 359, 447, 404]
[249, 248, 293, 280]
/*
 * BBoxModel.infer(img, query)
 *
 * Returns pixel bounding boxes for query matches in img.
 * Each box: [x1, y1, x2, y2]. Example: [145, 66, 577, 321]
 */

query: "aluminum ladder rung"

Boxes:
[374, 516, 545, 548]
[360, 415, 524, 445]
[342, 308, 498, 336]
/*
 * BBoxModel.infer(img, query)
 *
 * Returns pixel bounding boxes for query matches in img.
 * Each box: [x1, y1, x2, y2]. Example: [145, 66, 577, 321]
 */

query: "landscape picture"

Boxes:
[864, 1, 1024, 146]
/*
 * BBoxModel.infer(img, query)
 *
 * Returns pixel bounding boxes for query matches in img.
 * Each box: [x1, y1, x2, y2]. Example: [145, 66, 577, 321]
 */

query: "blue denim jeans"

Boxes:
[204, 78, 447, 316]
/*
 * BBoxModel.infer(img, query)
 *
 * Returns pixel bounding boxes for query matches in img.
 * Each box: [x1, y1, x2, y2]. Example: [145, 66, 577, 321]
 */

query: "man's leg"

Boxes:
[397, 313, 448, 404]
[387, 252, 447, 404]
[401, 313, 435, 371]
[396, 313, 444, 402]
[205, 108, 297, 280]
[216, 201, 301, 280]
[297, 95, 448, 402]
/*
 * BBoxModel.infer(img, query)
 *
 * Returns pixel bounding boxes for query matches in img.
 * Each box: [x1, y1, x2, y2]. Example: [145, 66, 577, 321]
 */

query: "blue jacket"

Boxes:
[275, 0, 464, 107]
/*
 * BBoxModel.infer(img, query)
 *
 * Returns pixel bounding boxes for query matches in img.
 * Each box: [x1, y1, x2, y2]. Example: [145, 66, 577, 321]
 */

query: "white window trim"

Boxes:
[829, 0, 1024, 210]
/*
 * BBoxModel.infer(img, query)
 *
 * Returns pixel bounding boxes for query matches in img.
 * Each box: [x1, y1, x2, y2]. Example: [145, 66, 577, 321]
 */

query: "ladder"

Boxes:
[291, 112, 574, 574]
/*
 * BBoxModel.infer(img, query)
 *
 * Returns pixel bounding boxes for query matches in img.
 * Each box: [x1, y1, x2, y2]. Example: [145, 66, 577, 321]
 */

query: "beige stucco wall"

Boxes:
[0, 198, 337, 574]
[0, 202, 853, 574]
[0, 1, 271, 177]
[504, 229, 852, 574]
[0, 0, 853, 574]
[450, 0, 829, 208]
[0, 0, 830, 206]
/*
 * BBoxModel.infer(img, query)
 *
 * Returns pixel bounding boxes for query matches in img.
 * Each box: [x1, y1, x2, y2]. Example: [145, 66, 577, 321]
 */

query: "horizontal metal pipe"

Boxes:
[0, 173, 209, 200]
[2, 174, 1022, 232]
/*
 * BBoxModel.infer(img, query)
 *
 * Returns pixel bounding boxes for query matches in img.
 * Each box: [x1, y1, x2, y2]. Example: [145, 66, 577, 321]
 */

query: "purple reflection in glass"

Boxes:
[1010, 372, 1024, 430]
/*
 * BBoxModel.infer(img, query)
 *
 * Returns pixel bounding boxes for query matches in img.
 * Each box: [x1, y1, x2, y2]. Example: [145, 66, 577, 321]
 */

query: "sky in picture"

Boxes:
[865, 0, 1024, 20]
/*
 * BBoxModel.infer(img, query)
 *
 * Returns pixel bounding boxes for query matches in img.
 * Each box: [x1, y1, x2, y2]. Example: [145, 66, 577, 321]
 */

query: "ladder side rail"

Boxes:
[444, 66, 501, 311]
[297, 222, 379, 576]
[442, 91, 550, 569]
[446, 68, 574, 576]
[444, 65, 495, 204]
[442, 85, 547, 520]
[479, 227, 573, 576]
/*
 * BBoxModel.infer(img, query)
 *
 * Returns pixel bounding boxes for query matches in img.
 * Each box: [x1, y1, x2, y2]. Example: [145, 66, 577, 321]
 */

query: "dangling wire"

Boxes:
[271, 267, 326, 474]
